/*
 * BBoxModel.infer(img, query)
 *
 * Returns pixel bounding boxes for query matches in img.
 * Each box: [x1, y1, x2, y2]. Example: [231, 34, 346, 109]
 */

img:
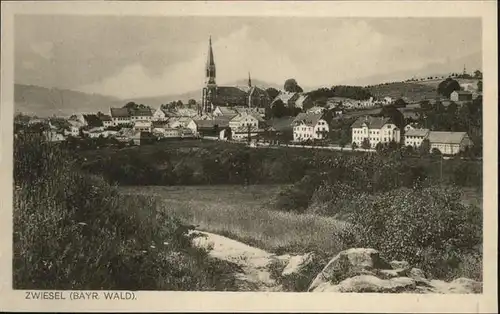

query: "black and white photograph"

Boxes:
[1, 1, 497, 312]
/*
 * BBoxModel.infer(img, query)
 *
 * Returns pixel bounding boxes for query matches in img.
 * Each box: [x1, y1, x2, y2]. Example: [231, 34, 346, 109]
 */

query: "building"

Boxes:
[404, 123, 422, 132]
[229, 112, 263, 130]
[231, 125, 262, 141]
[404, 128, 430, 147]
[200, 37, 271, 113]
[427, 131, 473, 155]
[292, 113, 329, 142]
[306, 106, 326, 114]
[153, 107, 169, 121]
[450, 90, 473, 102]
[99, 114, 114, 127]
[66, 120, 84, 137]
[270, 91, 301, 109]
[110, 108, 132, 125]
[131, 131, 156, 146]
[193, 118, 230, 138]
[351, 116, 401, 148]
[82, 114, 104, 129]
[168, 117, 198, 135]
[131, 108, 154, 122]
[133, 120, 153, 132]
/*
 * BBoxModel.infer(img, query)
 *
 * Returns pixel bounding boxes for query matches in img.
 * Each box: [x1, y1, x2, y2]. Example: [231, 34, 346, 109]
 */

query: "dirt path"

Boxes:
[191, 231, 284, 292]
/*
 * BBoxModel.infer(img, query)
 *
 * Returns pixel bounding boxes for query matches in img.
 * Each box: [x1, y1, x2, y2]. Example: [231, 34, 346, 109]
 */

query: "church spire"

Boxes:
[205, 36, 216, 85]
[248, 72, 252, 87]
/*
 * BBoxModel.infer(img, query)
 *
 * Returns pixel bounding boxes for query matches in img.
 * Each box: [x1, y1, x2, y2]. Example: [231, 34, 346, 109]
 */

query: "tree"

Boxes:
[187, 99, 197, 108]
[473, 70, 482, 79]
[361, 138, 371, 150]
[351, 142, 358, 151]
[375, 142, 384, 154]
[437, 78, 461, 98]
[265, 87, 280, 100]
[477, 80, 482, 92]
[270, 99, 287, 118]
[284, 79, 303, 93]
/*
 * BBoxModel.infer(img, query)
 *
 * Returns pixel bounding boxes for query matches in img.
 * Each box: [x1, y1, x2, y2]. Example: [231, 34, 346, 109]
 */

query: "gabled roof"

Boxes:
[110, 108, 130, 118]
[427, 131, 468, 144]
[99, 114, 112, 121]
[194, 118, 230, 129]
[271, 91, 300, 106]
[83, 114, 104, 127]
[293, 113, 324, 127]
[267, 117, 295, 132]
[216, 106, 239, 115]
[132, 108, 153, 117]
[351, 116, 392, 129]
[295, 95, 311, 108]
[405, 128, 430, 137]
[217, 86, 249, 98]
[452, 90, 473, 95]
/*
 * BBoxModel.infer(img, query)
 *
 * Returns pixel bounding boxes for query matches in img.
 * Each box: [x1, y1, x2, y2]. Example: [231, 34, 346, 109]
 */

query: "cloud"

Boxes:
[79, 25, 300, 98]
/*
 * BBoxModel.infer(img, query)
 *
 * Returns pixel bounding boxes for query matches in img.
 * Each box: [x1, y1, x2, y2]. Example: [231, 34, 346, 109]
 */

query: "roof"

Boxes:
[216, 106, 239, 115]
[132, 108, 153, 117]
[99, 114, 112, 121]
[110, 108, 130, 118]
[194, 119, 230, 129]
[295, 95, 310, 108]
[351, 116, 391, 129]
[217, 86, 249, 98]
[83, 114, 104, 127]
[231, 112, 264, 122]
[271, 91, 299, 106]
[405, 128, 430, 137]
[307, 106, 325, 113]
[293, 113, 324, 127]
[427, 131, 468, 144]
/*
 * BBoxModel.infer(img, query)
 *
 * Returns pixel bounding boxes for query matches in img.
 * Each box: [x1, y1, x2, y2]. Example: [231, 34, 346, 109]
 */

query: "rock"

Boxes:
[447, 277, 482, 294]
[390, 260, 410, 271]
[308, 248, 391, 291]
[408, 267, 432, 286]
[311, 275, 417, 293]
[282, 252, 316, 277]
[377, 268, 409, 279]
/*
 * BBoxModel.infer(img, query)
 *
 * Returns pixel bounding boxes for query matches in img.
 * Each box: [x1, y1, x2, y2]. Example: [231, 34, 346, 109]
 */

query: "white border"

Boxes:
[1, 1, 497, 312]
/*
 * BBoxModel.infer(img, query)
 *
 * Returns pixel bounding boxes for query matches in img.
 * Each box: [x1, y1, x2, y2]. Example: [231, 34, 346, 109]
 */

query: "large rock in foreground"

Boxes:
[307, 248, 482, 294]
[308, 248, 391, 291]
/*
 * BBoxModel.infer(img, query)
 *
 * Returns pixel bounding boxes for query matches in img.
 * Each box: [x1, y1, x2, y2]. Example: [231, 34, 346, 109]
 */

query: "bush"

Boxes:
[342, 184, 482, 280]
[13, 133, 236, 290]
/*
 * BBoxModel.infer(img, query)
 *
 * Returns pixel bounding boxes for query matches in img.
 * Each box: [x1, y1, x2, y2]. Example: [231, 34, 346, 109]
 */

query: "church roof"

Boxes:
[207, 36, 215, 67]
[217, 86, 249, 97]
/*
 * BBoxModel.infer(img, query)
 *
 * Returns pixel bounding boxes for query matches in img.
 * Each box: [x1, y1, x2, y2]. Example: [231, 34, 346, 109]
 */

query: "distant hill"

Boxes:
[127, 79, 283, 107]
[366, 82, 439, 103]
[15, 84, 124, 117]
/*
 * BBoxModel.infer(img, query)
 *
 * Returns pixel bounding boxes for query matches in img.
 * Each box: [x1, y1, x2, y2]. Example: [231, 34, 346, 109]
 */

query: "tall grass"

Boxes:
[13, 133, 237, 290]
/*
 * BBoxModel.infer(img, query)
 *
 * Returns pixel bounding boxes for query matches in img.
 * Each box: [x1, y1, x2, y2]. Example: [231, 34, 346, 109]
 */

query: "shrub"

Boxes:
[343, 185, 482, 280]
[13, 133, 236, 290]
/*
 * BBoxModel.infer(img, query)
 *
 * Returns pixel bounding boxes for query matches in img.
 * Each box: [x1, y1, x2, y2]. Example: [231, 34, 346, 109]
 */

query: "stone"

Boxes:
[308, 248, 391, 291]
[282, 252, 316, 277]
[311, 275, 417, 293]
[408, 267, 432, 286]
[377, 268, 409, 279]
[447, 277, 482, 294]
[390, 260, 410, 271]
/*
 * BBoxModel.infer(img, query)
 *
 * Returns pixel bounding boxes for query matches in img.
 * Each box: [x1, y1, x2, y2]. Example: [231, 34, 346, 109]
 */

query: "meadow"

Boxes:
[119, 185, 350, 256]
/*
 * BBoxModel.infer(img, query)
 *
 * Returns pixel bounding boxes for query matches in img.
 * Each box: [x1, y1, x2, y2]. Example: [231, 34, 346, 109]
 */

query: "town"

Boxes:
[15, 37, 482, 157]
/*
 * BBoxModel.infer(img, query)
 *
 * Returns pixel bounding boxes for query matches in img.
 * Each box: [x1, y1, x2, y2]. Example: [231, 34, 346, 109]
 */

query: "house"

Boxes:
[270, 91, 301, 108]
[450, 90, 473, 102]
[43, 130, 66, 142]
[152, 107, 169, 121]
[213, 106, 238, 117]
[110, 108, 131, 125]
[131, 108, 153, 122]
[66, 120, 84, 137]
[168, 117, 197, 135]
[98, 114, 114, 127]
[231, 125, 262, 141]
[292, 113, 329, 142]
[404, 123, 422, 132]
[229, 112, 262, 130]
[427, 131, 473, 155]
[234, 106, 266, 118]
[133, 120, 153, 132]
[383, 97, 393, 105]
[83, 114, 104, 129]
[193, 119, 230, 138]
[404, 128, 430, 147]
[351, 116, 401, 148]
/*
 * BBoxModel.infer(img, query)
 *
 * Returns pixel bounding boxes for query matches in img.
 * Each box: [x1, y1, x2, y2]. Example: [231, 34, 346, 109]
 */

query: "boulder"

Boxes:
[390, 260, 410, 271]
[312, 275, 417, 293]
[308, 248, 391, 291]
[377, 268, 409, 279]
[447, 277, 482, 294]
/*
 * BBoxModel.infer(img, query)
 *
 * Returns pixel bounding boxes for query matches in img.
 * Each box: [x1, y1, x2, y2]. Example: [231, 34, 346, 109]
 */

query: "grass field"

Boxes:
[119, 184, 481, 257]
[119, 185, 350, 256]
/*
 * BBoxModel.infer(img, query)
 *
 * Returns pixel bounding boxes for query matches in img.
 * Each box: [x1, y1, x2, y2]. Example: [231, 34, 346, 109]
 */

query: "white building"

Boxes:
[131, 108, 153, 122]
[404, 128, 430, 147]
[133, 120, 153, 132]
[351, 116, 401, 148]
[110, 108, 131, 125]
[169, 117, 198, 135]
[292, 113, 329, 142]
[229, 112, 262, 130]
[66, 120, 84, 137]
[427, 131, 473, 155]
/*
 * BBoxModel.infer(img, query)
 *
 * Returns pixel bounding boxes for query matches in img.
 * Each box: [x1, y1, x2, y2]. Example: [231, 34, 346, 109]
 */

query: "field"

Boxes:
[119, 184, 481, 256]
[119, 185, 349, 256]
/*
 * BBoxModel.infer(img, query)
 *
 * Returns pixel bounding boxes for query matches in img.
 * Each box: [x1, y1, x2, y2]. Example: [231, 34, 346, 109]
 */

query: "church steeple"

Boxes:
[248, 72, 252, 87]
[205, 36, 216, 85]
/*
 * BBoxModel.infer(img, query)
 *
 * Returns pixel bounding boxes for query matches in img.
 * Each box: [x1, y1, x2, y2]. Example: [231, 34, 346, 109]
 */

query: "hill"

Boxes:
[15, 84, 124, 117]
[366, 82, 439, 103]
[127, 79, 282, 107]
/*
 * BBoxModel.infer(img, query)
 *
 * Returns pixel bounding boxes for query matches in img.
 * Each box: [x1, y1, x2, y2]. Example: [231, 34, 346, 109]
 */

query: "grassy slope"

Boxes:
[120, 185, 349, 256]
[120, 184, 481, 257]
[367, 82, 438, 102]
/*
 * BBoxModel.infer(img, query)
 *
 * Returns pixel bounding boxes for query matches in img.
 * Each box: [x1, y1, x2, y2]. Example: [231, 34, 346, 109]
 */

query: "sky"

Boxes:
[15, 16, 482, 99]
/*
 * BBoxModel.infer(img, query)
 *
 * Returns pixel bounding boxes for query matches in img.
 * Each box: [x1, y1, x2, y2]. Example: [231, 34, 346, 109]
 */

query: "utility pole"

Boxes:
[440, 154, 443, 184]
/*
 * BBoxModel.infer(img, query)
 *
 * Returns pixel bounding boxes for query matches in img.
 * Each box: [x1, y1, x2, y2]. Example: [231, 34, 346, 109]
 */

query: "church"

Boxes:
[200, 37, 271, 114]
